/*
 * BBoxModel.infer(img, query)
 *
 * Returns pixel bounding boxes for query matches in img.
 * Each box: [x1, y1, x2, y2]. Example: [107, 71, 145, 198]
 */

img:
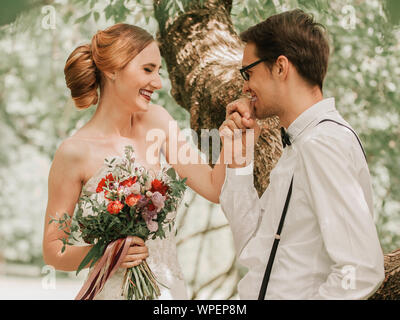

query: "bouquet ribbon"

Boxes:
[75, 236, 134, 300]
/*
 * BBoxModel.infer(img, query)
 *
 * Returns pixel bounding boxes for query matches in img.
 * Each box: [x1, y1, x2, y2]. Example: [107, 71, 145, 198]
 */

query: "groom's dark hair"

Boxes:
[240, 9, 330, 90]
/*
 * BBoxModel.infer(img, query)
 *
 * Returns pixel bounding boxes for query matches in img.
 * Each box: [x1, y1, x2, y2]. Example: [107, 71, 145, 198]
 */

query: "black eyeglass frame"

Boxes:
[239, 58, 268, 81]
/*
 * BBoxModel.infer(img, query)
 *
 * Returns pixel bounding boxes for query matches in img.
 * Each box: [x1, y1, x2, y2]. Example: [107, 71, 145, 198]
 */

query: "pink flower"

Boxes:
[142, 209, 158, 233]
[147, 219, 159, 232]
[151, 191, 166, 212]
[137, 196, 149, 208]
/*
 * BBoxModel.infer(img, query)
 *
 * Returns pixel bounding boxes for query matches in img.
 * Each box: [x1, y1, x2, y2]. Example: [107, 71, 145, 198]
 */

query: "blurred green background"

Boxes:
[0, 0, 399, 299]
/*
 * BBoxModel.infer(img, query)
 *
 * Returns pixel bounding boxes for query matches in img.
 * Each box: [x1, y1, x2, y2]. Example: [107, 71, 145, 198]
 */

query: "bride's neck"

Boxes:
[89, 93, 137, 139]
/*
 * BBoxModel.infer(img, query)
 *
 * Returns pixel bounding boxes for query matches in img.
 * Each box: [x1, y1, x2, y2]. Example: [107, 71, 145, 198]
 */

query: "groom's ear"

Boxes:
[275, 55, 289, 79]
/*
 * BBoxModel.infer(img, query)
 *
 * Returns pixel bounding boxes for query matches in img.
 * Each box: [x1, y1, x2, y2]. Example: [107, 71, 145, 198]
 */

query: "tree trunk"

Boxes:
[153, 0, 282, 195]
[368, 248, 400, 300]
[153, 0, 399, 300]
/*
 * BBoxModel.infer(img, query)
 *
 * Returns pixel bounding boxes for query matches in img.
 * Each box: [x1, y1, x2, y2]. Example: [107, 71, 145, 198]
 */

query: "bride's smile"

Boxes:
[139, 89, 153, 101]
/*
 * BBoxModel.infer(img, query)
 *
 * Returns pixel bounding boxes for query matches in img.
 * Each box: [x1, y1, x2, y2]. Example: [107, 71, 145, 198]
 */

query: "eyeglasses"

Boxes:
[239, 58, 268, 81]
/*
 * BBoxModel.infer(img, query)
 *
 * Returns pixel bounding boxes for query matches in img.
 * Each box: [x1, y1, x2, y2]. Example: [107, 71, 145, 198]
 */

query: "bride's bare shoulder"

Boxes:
[145, 103, 175, 128]
[47, 136, 90, 187]
[52, 136, 89, 169]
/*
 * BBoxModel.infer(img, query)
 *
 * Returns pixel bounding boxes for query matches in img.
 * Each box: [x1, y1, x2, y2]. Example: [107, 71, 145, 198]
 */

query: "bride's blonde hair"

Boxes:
[64, 23, 154, 109]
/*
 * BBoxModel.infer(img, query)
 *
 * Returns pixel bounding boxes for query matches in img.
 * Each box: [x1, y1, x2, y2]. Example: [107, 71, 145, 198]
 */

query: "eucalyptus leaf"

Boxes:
[76, 242, 103, 275]
[166, 167, 177, 179]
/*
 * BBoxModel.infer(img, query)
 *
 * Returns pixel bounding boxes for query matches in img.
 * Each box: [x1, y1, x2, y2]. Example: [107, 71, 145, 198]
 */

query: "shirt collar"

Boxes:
[287, 97, 336, 143]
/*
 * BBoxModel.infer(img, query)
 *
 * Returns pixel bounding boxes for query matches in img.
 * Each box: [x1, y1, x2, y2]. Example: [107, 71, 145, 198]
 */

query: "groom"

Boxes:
[219, 9, 384, 299]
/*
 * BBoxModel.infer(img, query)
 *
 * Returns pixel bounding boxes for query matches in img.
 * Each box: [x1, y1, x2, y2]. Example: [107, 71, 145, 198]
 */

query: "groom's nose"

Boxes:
[242, 81, 250, 95]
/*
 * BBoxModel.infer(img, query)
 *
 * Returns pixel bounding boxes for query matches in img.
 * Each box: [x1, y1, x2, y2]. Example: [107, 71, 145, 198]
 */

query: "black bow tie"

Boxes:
[280, 127, 292, 148]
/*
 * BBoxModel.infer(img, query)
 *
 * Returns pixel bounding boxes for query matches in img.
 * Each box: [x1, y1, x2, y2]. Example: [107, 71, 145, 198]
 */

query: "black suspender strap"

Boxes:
[317, 119, 367, 162]
[257, 119, 367, 300]
[258, 175, 294, 300]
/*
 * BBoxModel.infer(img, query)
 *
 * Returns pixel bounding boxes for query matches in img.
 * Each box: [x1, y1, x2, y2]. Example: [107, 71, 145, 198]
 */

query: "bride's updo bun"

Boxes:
[64, 44, 98, 109]
[64, 23, 154, 109]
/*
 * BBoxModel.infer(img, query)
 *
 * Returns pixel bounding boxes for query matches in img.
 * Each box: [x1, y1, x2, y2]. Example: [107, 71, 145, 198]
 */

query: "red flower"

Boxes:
[107, 200, 124, 214]
[126, 194, 141, 207]
[147, 203, 156, 211]
[120, 176, 137, 187]
[96, 173, 115, 193]
[151, 179, 168, 196]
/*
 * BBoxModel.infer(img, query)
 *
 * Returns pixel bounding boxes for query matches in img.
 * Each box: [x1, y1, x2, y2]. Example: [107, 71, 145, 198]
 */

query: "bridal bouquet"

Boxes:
[50, 145, 187, 300]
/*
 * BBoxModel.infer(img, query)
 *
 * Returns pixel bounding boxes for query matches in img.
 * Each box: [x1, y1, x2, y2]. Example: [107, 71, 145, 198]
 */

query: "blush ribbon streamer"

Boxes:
[75, 236, 133, 300]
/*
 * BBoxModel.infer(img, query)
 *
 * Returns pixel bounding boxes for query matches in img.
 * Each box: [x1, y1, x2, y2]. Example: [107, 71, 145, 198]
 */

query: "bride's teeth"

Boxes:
[140, 89, 152, 98]
[251, 96, 257, 102]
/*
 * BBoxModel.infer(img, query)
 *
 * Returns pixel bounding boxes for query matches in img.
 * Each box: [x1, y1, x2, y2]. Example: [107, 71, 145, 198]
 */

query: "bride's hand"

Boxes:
[120, 236, 149, 268]
[219, 98, 260, 168]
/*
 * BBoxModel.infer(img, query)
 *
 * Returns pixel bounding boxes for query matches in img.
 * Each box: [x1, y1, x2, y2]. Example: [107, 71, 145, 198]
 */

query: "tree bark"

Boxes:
[368, 248, 400, 300]
[153, 0, 399, 300]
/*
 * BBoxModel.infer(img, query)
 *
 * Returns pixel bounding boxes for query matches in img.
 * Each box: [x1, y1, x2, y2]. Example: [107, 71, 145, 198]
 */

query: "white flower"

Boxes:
[145, 178, 152, 191]
[129, 182, 141, 195]
[123, 187, 132, 196]
[148, 171, 155, 181]
[146, 191, 153, 198]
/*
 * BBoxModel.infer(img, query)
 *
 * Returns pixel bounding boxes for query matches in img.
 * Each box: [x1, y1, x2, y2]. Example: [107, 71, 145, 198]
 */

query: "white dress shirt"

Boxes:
[219, 98, 385, 299]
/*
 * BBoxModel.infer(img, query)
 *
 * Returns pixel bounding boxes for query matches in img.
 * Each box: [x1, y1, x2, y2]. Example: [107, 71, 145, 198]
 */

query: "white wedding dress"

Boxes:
[72, 155, 188, 300]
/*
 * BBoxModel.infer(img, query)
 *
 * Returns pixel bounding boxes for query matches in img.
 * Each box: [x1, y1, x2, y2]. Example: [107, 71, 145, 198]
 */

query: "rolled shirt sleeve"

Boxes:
[219, 162, 262, 256]
[300, 134, 385, 299]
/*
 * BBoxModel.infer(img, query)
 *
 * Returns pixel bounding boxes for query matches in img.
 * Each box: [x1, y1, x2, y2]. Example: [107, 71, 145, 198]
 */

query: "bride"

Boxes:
[42, 23, 230, 299]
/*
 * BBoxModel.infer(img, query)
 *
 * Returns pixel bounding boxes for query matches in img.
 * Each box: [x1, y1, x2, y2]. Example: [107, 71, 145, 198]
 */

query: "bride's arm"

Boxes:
[166, 139, 227, 204]
[153, 105, 242, 204]
[42, 140, 94, 271]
